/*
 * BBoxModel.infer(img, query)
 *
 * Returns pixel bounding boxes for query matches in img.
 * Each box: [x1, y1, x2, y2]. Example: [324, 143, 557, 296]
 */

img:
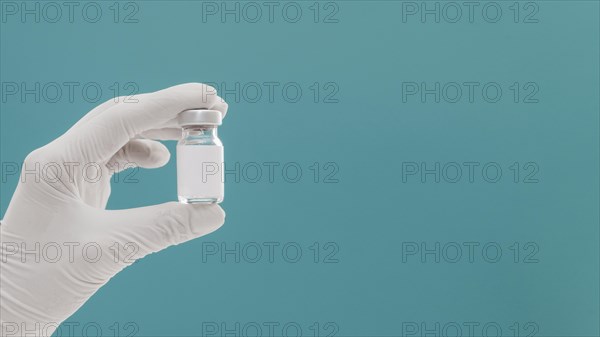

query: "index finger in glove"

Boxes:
[59, 83, 225, 163]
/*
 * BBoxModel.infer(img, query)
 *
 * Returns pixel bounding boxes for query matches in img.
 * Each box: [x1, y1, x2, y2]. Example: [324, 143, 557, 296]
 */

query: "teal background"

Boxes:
[1, 1, 599, 336]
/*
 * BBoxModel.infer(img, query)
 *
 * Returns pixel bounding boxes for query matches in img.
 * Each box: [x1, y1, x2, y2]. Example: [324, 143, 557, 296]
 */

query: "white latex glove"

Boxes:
[0, 83, 228, 336]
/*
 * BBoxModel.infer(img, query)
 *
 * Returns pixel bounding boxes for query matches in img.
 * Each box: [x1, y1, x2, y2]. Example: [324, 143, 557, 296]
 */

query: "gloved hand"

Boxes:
[0, 83, 228, 336]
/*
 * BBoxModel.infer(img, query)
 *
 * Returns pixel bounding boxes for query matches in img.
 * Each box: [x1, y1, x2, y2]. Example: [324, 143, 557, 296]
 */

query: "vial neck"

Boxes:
[182, 125, 218, 138]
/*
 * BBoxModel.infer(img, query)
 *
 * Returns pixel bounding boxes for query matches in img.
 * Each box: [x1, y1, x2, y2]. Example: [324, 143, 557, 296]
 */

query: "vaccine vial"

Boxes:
[176, 109, 224, 204]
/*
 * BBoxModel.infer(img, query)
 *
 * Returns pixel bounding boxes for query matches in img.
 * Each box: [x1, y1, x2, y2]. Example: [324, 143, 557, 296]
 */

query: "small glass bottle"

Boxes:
[176, 109, 224, 204]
